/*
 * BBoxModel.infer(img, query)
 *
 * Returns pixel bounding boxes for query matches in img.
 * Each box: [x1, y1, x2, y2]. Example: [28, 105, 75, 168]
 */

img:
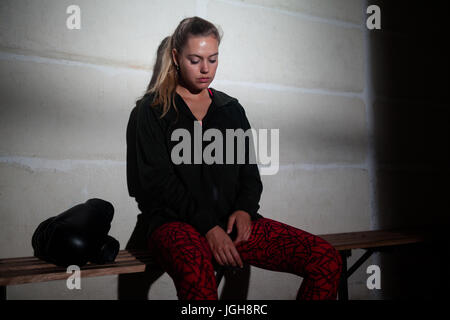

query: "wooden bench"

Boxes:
[319, 228, 428, 300]
[0, 228, 428, 300]
[0, 249, 154, 300]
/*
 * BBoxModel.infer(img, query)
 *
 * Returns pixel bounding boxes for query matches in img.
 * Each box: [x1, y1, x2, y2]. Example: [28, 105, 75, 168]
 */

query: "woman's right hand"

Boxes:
[205, 225, 243, 268]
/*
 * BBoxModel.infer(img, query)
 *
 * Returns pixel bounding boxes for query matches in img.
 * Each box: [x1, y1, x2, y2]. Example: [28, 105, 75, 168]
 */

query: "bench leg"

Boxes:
[338, 250, 351, 301]
[346, 249, 374, 278]
[338, 248, 377, 300]
[215, 267, 225, 287]
[214, 265, 244, 288]
[0, 286, 6, 300]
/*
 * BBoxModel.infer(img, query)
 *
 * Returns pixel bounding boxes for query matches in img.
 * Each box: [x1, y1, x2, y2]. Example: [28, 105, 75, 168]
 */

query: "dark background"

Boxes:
[369, 0, 449, 299]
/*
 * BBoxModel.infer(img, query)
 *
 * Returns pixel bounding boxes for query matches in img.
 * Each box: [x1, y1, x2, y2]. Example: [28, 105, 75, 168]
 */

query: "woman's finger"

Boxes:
[227, 215, 236, 234]
[244, 226, 252, 240]
[214, 252, 224, 266]
[229, 245, 243, 268]
[219, 250, 229, 266]
[235, 224, 251, 244]
[223, 246, 238, 267]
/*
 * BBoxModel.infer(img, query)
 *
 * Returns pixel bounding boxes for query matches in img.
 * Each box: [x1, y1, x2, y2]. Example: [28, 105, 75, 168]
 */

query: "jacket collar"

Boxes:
[208, 87, 236, 108]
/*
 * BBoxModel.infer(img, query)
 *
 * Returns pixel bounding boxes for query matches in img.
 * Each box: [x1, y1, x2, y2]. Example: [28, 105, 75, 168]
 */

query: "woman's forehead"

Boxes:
[184, 35, 218, 52]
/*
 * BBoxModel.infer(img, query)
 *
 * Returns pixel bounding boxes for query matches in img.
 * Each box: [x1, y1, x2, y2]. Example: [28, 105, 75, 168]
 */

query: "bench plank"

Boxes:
[0, 250, 155, 286]
[319, 229, 427, 251]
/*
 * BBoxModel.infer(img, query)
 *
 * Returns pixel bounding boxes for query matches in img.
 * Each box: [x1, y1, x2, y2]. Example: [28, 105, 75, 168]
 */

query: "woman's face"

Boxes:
[173, 35, 219, 93]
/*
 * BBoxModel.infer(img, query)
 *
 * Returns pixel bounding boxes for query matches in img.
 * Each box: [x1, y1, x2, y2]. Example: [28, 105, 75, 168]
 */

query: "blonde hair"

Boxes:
[144, 16, 222, 119]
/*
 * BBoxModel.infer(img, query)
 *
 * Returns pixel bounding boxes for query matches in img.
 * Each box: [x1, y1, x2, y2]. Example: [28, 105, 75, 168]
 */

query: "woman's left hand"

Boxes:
[227, 210, 252, 245]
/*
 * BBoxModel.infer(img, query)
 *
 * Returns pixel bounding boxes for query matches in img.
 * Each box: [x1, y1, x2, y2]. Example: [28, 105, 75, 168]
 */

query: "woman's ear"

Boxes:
[171, 48, 179, 67]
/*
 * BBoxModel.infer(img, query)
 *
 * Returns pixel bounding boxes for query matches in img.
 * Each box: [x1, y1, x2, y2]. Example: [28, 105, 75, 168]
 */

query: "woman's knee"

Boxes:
[309, 237, 342, 278]
[149, 221, 214, 270]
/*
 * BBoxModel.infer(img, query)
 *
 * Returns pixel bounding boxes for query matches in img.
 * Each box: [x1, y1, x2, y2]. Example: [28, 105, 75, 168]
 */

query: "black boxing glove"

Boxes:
[90, 235, 120, 264]
[32, 198, 120, 267]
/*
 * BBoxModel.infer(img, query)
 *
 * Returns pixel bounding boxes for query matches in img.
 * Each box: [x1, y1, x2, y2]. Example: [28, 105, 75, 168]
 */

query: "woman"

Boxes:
[130, 16, 342, 300]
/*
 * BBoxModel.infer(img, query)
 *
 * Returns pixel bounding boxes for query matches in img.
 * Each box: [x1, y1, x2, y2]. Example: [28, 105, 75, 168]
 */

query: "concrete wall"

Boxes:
[1, 0, 389, 299]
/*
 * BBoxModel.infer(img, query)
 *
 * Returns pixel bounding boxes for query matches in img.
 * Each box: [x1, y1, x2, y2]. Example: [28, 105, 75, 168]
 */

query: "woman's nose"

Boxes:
[201, 61, 209, 73]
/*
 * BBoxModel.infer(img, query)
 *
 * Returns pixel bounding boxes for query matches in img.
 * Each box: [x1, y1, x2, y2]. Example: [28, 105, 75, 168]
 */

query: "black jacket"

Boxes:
[126, 87, 263, 237]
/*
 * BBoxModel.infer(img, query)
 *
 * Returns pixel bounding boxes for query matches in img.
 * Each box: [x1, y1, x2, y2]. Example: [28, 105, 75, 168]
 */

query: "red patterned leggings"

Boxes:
[148, 217, 342, 300]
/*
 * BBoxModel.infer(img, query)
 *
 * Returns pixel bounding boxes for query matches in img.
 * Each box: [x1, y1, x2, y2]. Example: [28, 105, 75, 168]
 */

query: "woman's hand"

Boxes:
[205, 226, 243, 268]
[227, 210, 252, 246]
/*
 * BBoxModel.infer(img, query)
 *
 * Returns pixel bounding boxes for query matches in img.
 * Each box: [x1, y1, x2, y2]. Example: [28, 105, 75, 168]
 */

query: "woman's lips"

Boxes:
[198, 78, 210, 82]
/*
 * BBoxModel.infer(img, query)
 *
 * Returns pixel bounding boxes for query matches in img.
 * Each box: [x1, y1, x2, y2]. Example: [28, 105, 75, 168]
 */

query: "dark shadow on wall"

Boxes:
[369, 0, 449, 299]
[118, 36, 251, 299]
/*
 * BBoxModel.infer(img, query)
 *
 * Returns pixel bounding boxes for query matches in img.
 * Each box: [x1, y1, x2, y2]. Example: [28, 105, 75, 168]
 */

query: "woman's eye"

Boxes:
[190, 60, 216, 64]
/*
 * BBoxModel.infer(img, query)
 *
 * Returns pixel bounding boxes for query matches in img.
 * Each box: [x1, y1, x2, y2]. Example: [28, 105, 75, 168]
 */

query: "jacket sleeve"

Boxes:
[135, 98, 219, 236]
[233, 103, 263, 220]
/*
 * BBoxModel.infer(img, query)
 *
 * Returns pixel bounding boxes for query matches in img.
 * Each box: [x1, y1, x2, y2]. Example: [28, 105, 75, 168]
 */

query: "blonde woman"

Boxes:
[127, 16, 342, 300]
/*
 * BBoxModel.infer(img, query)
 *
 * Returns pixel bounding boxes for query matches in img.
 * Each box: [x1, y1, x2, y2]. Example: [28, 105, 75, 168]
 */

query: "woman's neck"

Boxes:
[176, 85, 208, 101]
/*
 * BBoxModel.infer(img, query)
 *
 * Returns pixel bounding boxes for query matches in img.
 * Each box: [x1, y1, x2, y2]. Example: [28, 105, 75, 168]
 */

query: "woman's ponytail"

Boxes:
[147, 35, 179, 119]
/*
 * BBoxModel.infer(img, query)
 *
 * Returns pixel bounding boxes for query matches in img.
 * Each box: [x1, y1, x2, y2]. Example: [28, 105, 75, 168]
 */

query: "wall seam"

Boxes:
[1, 51, 364, 99]
[0, 156, 367, 172]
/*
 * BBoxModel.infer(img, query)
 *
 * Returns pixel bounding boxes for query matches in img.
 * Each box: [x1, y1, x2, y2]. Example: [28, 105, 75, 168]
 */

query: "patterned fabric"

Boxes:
[148, 217, 342, 300]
